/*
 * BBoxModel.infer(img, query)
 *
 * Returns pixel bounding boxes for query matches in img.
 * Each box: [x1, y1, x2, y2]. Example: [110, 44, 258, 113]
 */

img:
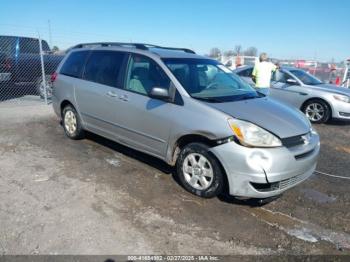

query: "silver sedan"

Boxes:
[235, 66, 350, 123]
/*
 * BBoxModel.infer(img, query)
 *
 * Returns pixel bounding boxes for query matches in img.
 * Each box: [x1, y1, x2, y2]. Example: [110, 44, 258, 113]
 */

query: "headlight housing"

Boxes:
[228, 118, 282, 148]
[333, 94, 350, 103]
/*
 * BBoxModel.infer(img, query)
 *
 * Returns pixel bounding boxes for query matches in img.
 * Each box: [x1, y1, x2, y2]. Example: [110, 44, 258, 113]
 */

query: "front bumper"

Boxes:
[210, 132, 320, 198]
[332, 100, 350, 120]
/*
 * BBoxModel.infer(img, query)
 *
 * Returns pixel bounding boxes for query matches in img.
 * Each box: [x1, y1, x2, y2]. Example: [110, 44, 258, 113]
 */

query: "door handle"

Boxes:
[106, 91, 118, 97]
[119, 94, 129, 101]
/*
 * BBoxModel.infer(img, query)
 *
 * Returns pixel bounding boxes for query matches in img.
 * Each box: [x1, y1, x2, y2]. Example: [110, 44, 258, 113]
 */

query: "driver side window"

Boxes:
[125, 54, 171, 96]
[272, 71, 293, 83]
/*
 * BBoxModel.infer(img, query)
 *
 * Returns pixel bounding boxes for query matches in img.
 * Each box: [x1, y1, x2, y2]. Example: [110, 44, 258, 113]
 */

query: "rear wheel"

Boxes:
[303, 99, 331, 124]
[36, 75, 52, 99]
[62, 105, 85, 140]
[176, 143, 224, 198]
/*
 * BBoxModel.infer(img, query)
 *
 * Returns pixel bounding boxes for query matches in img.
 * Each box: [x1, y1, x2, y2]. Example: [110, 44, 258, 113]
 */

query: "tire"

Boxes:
[36, 75, 52, 99]
[62, 105, 85, 140]
[303, 99, 331, 124]
[176, 143, 224, 198]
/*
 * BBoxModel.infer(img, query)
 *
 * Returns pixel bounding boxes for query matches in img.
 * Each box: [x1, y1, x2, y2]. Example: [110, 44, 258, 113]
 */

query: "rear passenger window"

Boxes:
[19, 38, 40, 54]
[84, 51, 125, 87]
[239, 68, 253, 77]
[60, 51, 88, 78]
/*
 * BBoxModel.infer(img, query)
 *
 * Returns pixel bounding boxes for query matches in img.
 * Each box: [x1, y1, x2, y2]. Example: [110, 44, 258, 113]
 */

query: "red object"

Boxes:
[335, 76, 340, 86]
[5, 58, 12, 69]
[51, 72, 58, 83]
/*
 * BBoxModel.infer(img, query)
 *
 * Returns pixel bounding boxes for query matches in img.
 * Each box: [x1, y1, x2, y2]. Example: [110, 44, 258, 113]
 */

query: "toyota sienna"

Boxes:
[52, 43, 320, 199]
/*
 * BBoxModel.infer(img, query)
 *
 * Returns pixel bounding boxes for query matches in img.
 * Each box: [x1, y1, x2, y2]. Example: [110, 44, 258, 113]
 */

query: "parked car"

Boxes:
[0, 35, 64, 98]
[235, 66, 350, 123]
[52, 42, 319, 199]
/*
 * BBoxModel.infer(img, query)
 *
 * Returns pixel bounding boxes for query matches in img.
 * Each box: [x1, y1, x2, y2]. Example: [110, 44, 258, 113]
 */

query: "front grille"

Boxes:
[279, 173, 307, 190]
[281, 134, 306, 148]
[251, 172, 310, 192]
[295, 149, 315, 160]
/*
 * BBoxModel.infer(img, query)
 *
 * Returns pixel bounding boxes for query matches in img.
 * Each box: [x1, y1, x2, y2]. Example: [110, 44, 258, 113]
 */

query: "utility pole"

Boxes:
[48, 20, 52, 47]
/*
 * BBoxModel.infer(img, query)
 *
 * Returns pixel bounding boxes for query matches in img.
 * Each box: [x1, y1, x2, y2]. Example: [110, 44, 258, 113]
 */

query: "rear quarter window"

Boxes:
[60, 51, 89, 78]
[19, 38, 40, 54]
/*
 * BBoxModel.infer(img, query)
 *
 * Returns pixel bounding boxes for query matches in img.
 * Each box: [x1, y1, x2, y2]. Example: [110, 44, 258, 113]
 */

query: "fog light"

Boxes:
[246, 151, 272, 171]
[339, 112, 350, 117]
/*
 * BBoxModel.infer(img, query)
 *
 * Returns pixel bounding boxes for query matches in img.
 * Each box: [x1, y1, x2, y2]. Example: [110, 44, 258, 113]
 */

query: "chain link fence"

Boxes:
[0, 34, 64, 105]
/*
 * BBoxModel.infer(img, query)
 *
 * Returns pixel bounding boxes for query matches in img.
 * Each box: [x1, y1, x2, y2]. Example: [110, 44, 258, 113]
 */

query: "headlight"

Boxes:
[228, 118, 282, 147]
[333, 94, 350, 103]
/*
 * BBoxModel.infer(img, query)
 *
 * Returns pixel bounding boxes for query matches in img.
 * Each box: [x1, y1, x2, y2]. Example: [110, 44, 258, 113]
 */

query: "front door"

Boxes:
[112, 54, 175, 158]
[270, 70, 306, 108]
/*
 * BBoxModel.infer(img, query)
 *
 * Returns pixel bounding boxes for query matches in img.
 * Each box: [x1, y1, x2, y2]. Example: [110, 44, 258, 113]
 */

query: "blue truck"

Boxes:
[0, 35, 64, 98]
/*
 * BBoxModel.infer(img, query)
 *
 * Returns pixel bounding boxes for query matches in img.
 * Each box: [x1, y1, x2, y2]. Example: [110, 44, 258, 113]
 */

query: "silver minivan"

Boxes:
[52, 43, 320, 199]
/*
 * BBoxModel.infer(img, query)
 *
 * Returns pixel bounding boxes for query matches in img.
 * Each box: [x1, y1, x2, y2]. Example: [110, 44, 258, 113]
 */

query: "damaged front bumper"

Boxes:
[210, 132, 320, 198]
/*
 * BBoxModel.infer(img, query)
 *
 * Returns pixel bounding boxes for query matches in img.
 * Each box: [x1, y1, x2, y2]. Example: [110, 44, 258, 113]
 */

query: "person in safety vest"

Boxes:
[252, 53, 277, 95]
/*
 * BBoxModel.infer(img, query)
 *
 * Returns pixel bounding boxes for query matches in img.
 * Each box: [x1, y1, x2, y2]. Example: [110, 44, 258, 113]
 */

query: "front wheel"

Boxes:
[303, 99, 331, 124]
[176, 143, 224, 198]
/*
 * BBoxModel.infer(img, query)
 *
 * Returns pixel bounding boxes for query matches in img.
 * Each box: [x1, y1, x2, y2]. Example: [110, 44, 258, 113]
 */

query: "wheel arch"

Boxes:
[60, 100, 75, 117]
[169, 134, 230, 195]
[300, 97, 333, 116]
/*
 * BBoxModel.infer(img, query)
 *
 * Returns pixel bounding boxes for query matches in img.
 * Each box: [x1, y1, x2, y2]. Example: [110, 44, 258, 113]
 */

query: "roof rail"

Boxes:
[71, 42, 149, 50]
[71, 42, 196, 54]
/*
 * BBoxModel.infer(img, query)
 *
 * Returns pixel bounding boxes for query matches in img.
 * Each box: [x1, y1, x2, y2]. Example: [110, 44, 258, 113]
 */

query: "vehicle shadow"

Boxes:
[325, 119, 350, 126]
[85, 131, 278, 207]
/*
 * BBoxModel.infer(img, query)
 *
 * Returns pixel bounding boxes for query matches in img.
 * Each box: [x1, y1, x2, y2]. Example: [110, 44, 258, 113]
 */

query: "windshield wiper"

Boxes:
[192, 96, 222, 103]
[239, 94, 259, 100]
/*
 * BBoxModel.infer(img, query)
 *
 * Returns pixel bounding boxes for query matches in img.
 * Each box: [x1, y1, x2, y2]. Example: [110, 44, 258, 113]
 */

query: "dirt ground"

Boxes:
[0, 98, 350, 255]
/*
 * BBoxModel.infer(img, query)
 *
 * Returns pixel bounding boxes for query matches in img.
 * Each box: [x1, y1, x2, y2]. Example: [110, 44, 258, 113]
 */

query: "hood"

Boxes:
[312, 84, 350, 96]
[206, 97, 310, 139]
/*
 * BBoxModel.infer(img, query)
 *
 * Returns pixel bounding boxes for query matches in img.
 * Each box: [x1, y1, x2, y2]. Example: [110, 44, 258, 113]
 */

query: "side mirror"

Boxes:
[225, 61, 232, 67]
[286, 78, 298, 85]
[149, 87, 171, 100]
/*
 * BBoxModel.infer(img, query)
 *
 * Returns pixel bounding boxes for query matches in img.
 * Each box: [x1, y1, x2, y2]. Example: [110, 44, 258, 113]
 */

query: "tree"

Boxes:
[234, 45, 242, 56]
[244, 46, 258, 56]
[52, 46, 60, 52]
[209, 47, 221, 58]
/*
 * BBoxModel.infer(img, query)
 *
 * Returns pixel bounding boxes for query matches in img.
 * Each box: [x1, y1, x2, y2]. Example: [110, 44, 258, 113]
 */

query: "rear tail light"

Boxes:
[51, 72, 58, 83]
[4, 58, 11, 69]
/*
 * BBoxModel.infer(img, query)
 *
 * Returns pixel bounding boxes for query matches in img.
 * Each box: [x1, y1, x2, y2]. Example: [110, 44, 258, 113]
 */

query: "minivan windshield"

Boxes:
[289, 69, 323, 85]
[163, 58, 259, 102]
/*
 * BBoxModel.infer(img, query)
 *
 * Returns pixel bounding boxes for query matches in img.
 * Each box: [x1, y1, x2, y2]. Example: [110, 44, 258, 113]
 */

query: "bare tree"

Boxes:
[223, 50, 235, 57]
[234, 45, 242, 56]
[244, 46, 258, 56]
[209, 48, 221, 58]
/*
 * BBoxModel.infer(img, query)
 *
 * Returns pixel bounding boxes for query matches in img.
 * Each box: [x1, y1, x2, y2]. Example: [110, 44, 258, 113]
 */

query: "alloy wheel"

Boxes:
[182, 153, 214, 190]
[305, 103, 325, 122]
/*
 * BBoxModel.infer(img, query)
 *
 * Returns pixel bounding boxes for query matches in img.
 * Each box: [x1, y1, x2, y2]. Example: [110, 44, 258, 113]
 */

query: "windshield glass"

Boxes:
[289, 69, 323, 85]
[163, 58, 259, 102]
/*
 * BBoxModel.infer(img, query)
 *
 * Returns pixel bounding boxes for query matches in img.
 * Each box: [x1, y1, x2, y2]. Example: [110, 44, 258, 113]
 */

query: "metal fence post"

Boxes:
[38, 33, 48, 104]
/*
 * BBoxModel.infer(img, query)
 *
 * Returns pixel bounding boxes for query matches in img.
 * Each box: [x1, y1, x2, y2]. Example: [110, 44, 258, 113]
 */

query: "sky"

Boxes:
[0, 0, 349, 61]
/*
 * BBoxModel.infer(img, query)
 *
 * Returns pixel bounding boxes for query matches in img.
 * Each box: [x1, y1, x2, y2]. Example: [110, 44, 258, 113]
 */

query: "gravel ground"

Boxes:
[0, 98, 350, 255]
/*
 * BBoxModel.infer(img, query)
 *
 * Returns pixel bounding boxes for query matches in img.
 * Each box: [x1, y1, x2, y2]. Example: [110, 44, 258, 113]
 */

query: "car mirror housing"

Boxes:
[286, 78, 299, 85]
[149, 87, 171, 101]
